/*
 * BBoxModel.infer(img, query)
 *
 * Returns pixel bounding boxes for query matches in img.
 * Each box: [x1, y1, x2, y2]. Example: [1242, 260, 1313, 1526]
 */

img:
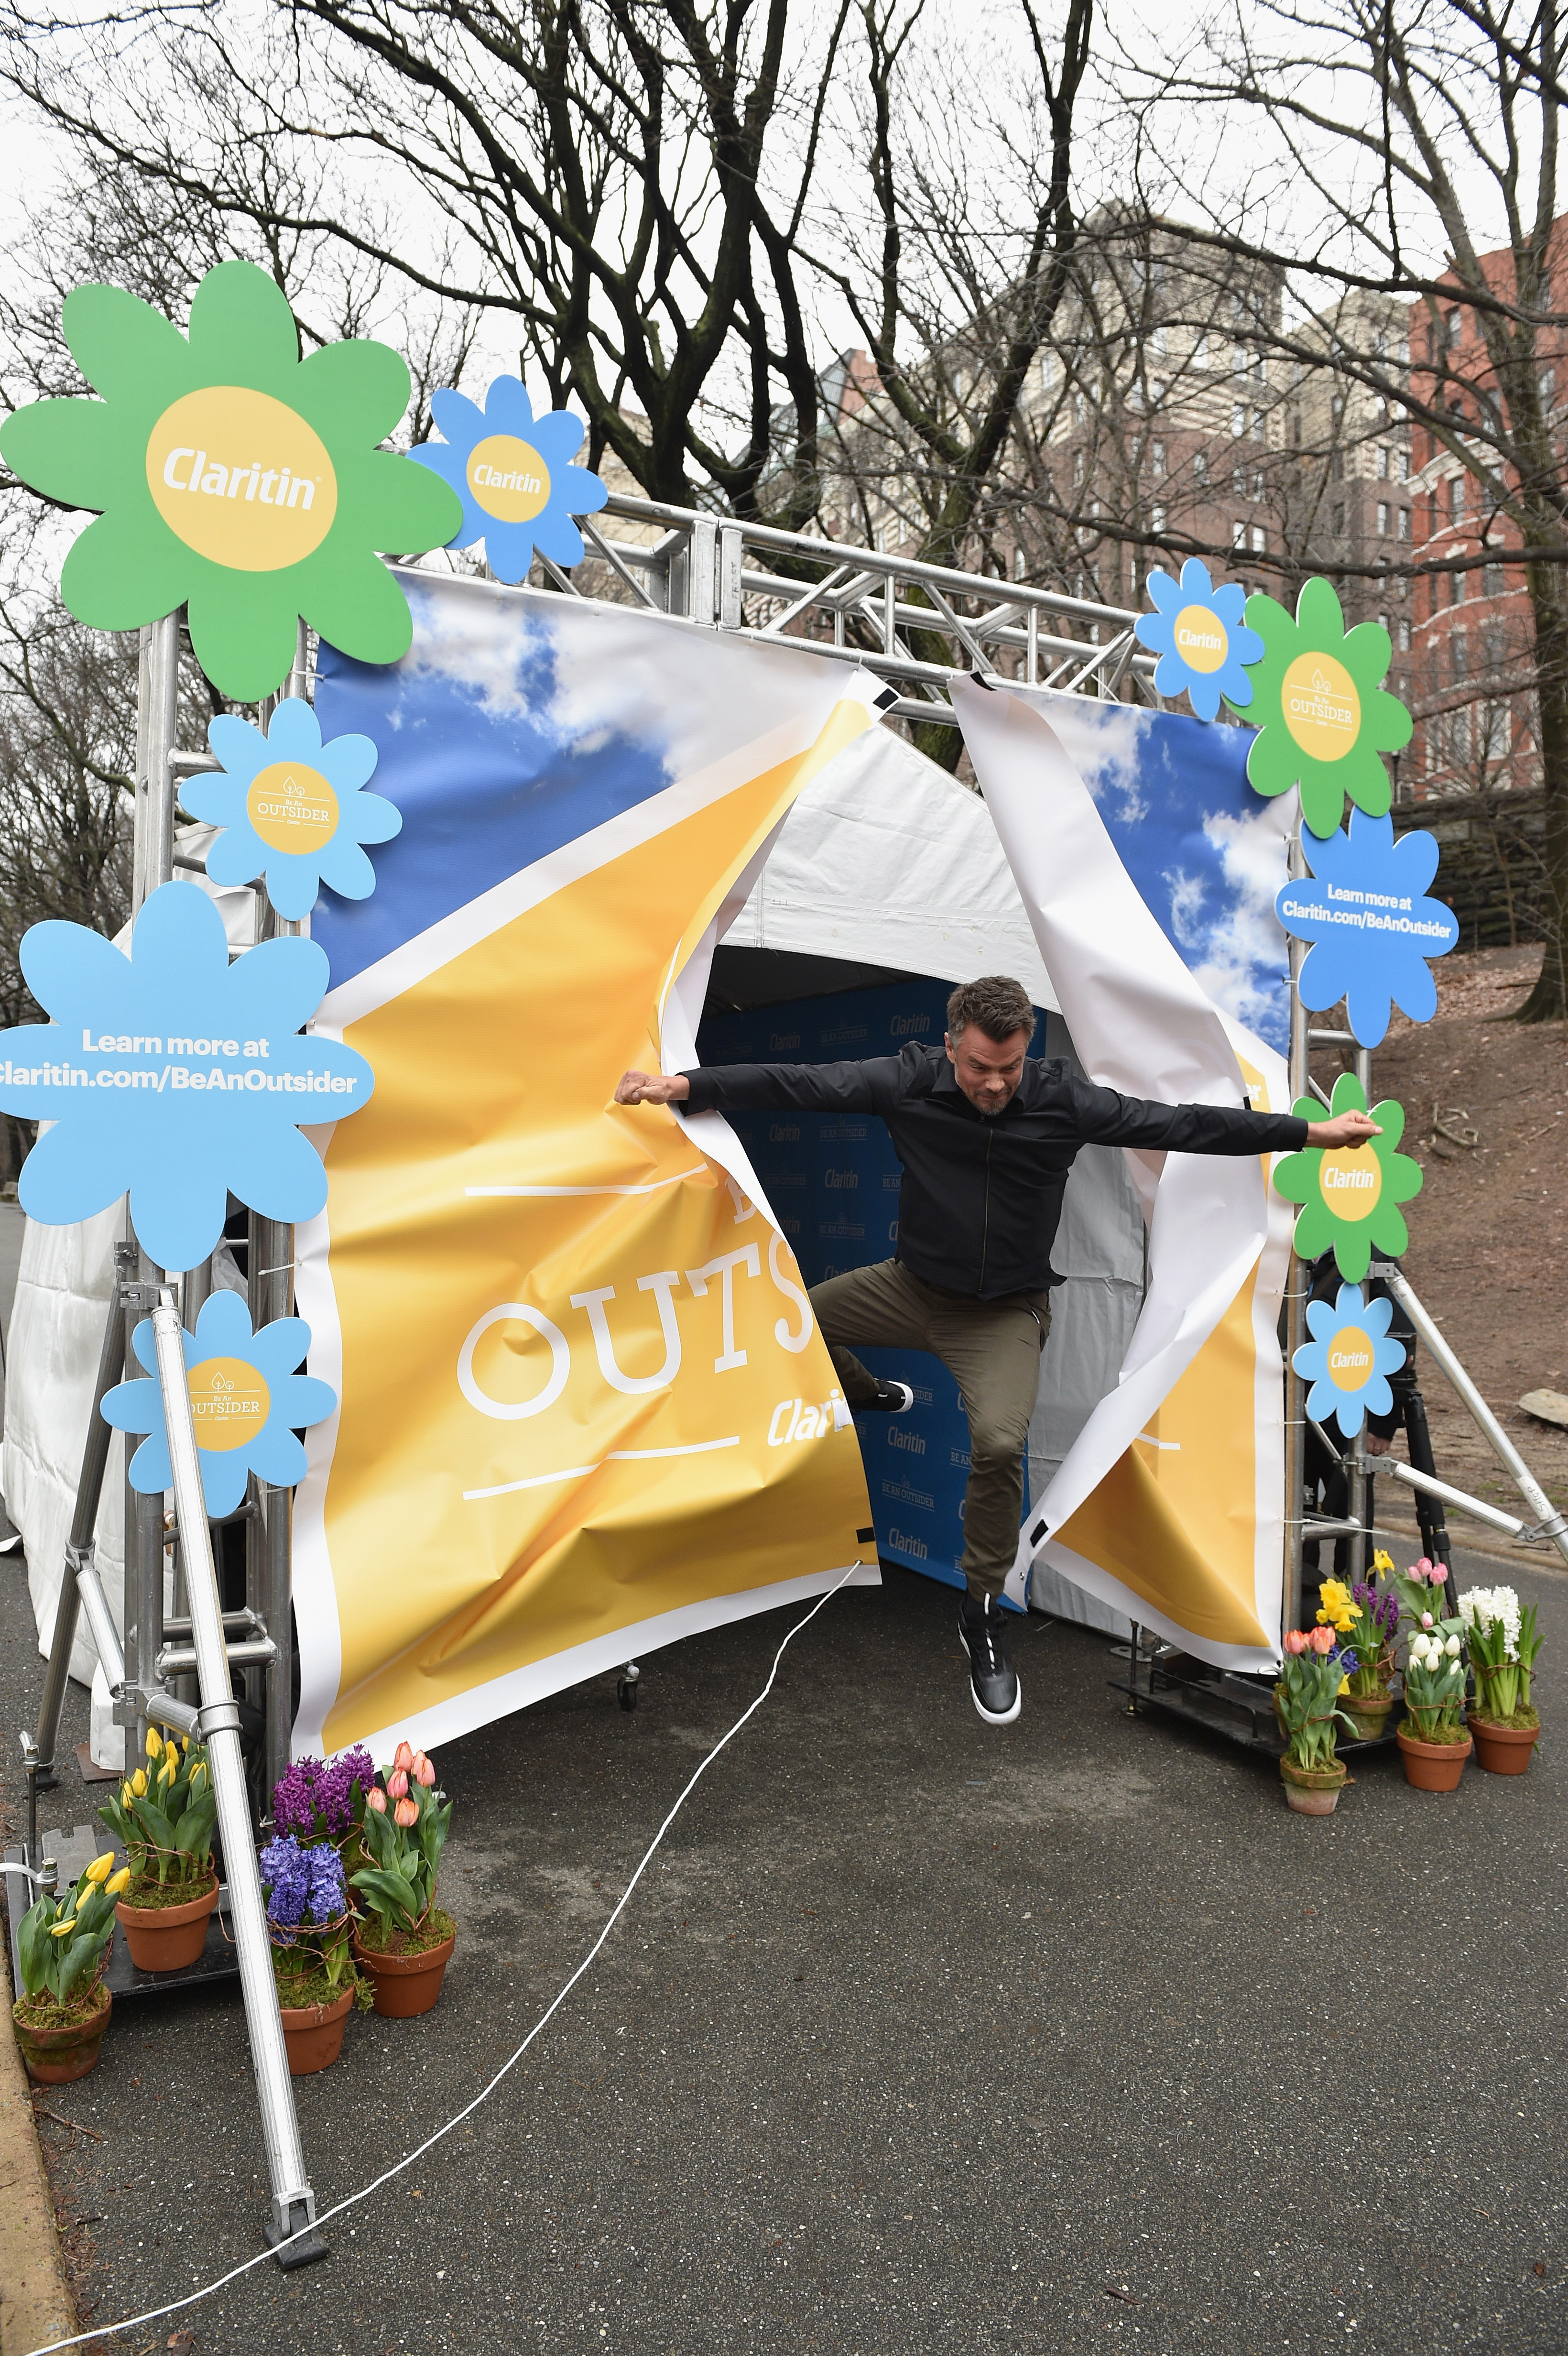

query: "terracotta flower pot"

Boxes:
[1341, 1692, 1394, 1743]
[277, 1984, 355, 2074]
[1280, 1757, 1347, 1815]
[1469, 1715, 1541, 1776]
[115, 1874, 220, 1972]
[1396, 1727, 1472, 1792]
[351, 1925, 456, 2018]
[12, 1984, 112, 2084]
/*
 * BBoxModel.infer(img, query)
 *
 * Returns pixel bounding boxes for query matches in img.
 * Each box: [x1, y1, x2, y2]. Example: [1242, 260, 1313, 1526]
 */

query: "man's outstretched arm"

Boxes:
[615, 1056, 905, 1114]
[1062, 1072, 1380, 1156]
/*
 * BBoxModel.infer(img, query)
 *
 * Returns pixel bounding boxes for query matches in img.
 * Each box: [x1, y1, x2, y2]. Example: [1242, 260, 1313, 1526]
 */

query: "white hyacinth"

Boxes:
[1459, 1586, 1521, 1661]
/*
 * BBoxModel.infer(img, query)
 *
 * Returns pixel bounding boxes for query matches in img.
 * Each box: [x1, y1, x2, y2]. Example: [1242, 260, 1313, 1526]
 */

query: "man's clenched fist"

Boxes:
[615, 1069, 691, 1106]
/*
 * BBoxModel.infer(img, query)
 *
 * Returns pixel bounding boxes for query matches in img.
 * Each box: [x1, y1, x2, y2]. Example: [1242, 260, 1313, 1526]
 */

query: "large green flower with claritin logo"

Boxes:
[1226, 578, 1412, 838]
[0, 260, 462, 702]
[1271, 1071, 1424, 1283]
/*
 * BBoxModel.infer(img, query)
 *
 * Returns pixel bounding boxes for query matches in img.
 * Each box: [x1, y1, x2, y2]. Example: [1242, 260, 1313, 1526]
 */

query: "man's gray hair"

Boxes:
[945, 975, 1035, 1045]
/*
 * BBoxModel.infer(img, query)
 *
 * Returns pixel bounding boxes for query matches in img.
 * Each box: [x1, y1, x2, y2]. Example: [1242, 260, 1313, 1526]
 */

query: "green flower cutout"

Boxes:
[1272, 1071, 1424, 1283]
[0, 260, 463, 701]
[1226, 577, 1412, 837]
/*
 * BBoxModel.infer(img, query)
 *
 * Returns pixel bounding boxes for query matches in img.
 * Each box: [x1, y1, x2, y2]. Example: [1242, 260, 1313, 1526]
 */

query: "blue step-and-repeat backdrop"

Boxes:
[698, 978, 1040, 1592]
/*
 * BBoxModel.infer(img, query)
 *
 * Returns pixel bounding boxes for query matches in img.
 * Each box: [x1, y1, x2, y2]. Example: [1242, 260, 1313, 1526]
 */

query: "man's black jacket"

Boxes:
[681, 1043, 1307, 1300]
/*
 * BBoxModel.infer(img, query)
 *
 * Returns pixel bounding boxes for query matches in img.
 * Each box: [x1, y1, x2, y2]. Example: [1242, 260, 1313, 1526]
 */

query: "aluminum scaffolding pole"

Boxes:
[1383, 1265, 1568, 1567]
[1281, 827, 1310, 1640]
[149, 1287, 326, 2264]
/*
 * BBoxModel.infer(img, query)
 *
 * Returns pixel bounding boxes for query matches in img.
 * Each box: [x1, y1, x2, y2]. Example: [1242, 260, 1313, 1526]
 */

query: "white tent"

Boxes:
[3, 730, 1135, 1770]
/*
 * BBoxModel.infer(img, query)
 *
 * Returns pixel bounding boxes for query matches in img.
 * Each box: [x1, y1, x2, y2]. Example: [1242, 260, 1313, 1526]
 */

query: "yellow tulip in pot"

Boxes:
[97, 1730, 220, 1969]
[11, 1851, 129, 2082]
[1274, 1628, 1358, 1813]
[350, 1743, 457, 2017]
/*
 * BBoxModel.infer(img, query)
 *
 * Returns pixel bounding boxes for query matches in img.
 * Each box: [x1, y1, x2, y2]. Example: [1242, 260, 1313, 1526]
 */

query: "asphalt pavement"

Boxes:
[1, 1533, 1563, 2356]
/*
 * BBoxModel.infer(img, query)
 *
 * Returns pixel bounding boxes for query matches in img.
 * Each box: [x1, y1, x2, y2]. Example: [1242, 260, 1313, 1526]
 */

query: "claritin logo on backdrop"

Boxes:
[767, 1394, 843, 1445]
[886, 1425, 926, 1455]
[147, 388, 337, 571]
[887, 1527, 928, 1559]
[769, 1032, 801, 1050]
[889, 1013, 930, 1037]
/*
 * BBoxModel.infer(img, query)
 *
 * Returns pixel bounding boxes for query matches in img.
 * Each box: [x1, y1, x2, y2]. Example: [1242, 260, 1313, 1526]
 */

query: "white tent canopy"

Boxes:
[4, 735, 1132, 1769]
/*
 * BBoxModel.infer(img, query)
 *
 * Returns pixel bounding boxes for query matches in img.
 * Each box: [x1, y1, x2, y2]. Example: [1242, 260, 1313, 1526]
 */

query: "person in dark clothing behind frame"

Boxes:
[618, 974, 1378, 1726]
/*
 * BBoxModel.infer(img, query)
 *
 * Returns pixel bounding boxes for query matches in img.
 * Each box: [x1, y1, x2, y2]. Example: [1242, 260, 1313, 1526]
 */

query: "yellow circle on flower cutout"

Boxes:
[1172, 604, 1229, 674]
[1326, 1326, 1374, 1391]
[1319, 1145, 1383, 1222]
[466, 435, 553, 523]
[146, 387, 338, 570]
[1280, 651, 1361, 762]
[245, 761, 340, 856]
[186, 1357, 271, 1452]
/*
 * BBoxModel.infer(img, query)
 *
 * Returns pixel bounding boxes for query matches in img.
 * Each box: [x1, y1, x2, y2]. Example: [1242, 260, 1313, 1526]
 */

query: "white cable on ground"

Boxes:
[24, 1561, 864, 2356]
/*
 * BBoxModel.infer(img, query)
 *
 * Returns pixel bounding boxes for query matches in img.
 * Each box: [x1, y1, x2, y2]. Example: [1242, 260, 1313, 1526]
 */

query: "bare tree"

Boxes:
[1111, 0, 1568, 1019]
[0, 0, 1098, 765]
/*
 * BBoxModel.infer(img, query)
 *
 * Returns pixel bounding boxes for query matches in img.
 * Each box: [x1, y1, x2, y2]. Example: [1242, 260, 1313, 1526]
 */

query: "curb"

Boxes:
[0, 1930, 77, 2356]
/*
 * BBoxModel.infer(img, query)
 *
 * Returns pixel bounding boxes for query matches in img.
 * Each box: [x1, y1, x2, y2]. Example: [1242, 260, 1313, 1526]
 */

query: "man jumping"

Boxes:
[616, 974, 1376, 1728]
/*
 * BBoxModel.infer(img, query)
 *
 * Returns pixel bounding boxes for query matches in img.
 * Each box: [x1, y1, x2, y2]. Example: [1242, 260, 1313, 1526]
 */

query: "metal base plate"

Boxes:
[1110, 1646, 1399, 1757]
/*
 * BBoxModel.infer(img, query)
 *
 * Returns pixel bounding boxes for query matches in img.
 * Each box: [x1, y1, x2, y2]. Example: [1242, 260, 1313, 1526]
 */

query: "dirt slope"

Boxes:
[1355, 942, 1567, 1562]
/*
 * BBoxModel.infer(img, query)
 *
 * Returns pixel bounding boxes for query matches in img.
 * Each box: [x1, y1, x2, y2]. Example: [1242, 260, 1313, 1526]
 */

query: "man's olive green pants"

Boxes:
[808, 1257, 1050, 1603]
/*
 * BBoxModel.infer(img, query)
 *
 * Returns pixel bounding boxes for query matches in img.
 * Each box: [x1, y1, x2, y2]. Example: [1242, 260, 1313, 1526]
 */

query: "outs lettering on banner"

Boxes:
[0, 879, 373, 1272]
[0, 259, 461, 702]
[410, 374, 608, 582]
[188, 697, 401, 924]
[1275, 807, 1459, 1050]
[1292, 1281, 1407, 1439]
[101, 1290, 337, 1517]
[457, 1234, 821, 1422]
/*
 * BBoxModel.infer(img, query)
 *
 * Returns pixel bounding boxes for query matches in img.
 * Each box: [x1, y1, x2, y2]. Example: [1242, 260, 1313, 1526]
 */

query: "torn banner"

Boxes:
[954, 682, 1292, 1671]
[294, 573, 880, 1758]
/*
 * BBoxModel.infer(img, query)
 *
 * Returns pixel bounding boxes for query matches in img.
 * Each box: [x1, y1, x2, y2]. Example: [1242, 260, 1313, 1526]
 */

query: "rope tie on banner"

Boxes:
[23, 1560, 866, 2356]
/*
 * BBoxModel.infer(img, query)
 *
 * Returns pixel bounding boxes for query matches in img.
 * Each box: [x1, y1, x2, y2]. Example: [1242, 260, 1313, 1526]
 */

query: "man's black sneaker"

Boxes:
[858, 1380, 915, 1413]
[958, 1595, 1021, 1725]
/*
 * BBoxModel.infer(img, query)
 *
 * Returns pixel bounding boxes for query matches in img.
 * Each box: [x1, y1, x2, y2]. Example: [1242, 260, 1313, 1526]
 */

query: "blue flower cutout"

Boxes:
[185, 697, 399, 922]
[1293, 1283, 1406, 1437]
[409, 376, 608, 582]
[101, 1289, 336, 1516]
[1134, 558, 1264, 721]
[1276, 808, 1460, 1049]
[0, 878, 373, 1271]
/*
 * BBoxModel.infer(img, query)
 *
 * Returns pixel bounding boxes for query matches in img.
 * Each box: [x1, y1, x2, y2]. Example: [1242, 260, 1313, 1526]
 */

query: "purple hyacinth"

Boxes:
[270, 1745, 377, 1839]
[260, 1832, 347, 1942]
[259, 1833, 313, 1937]
[1352, 1580, 1399, 1642]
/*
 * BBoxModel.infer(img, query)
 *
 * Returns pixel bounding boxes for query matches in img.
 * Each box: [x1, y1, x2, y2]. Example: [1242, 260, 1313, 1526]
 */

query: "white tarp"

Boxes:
[2, 736, 1141, 1757]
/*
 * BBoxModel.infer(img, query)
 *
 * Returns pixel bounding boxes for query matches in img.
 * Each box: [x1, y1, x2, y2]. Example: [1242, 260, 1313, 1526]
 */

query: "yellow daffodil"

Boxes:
[106, 1867, 131, 1896]
[84, 1852, 115, 1885]
[131, 1768, 148, 1796]
[1373, 1549, 1394, 1575]
[50, 1915, 78, 1937]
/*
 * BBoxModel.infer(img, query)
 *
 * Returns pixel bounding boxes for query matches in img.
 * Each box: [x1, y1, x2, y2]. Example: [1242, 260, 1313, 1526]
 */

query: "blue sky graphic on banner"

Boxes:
[1041, 696, 1290, 1054]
